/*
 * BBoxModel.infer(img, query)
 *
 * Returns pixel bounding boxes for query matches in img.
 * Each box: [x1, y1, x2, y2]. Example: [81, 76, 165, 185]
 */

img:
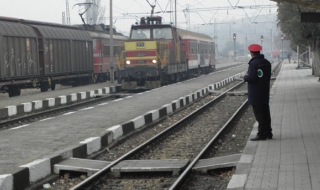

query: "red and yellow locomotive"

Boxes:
[118, 16, 215, 90]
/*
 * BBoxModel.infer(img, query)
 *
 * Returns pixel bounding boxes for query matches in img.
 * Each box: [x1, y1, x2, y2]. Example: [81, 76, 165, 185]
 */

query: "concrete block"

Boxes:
[5, 106, 17, 116]
[70, 93, 77, 102]
[101, 131, 113, 147]
[89, 90, 95, 98]
[80, 137, 101, 155]
[96, 89, 102, 95]
[20, 159, 50, 183]
[72, 144, 87, 159]
[0, 108, 9, 120]
[106, 125, 123, 140]
[0, 174, 13, 190]
[147, 110, 160, 121]
[162, 104, 173, 114]
[59, 96, 67, 105]
[103, 87, 110, 94]
[131, 116, 145, 129]
[187, 94, 193, 103]
[22, 102, 32, 112]
[79, 92, 86, 100]
[121, 122, 135, 135]
[110, 86, 116, 93]
[179, 97, 186, 107]
[46, 98, 55, 107]
[12, 167, 30, 190]
[32, 101, 43, 110]
[172, 100, 180, 110]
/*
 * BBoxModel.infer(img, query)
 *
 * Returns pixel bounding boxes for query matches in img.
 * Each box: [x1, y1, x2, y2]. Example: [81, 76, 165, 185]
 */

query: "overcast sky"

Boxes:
[0, 0, 277, 34]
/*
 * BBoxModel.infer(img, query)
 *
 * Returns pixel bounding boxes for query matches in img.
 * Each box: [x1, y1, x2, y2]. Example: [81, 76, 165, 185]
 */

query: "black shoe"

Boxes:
[267, 133, 273, 139]
[250, 136, 266, 141]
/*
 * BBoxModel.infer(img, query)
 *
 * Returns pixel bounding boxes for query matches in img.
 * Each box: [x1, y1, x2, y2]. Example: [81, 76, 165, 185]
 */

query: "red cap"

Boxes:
[248, 44, 262, 52]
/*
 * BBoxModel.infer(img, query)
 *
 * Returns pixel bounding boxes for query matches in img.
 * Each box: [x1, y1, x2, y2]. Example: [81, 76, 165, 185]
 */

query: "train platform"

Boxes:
[228, 60, 320, 190]
[0, 62, 241, 121]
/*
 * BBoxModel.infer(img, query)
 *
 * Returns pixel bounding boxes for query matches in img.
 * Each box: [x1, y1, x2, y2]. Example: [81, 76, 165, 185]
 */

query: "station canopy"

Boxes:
[271, 0, 320, 9]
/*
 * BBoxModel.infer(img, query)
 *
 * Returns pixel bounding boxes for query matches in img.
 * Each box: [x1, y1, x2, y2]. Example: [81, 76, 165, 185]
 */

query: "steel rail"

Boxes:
[169, 99, 248, 189]
[71, 80, 245, 190]
[169, 60, 282, 189]
[71, 60, 282, 189]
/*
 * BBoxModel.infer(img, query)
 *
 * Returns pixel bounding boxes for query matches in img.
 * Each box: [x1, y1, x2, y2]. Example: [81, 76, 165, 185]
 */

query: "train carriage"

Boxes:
[118, 16, 215, 90]
[31, 23, 94, 91]
[0, 17, 128, 97]
[86, 25, 128, 83]
[0, 18, 40, 96]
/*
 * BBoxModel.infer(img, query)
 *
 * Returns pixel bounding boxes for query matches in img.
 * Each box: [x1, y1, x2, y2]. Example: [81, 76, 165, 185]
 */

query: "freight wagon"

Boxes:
[0, 17, 127, 97]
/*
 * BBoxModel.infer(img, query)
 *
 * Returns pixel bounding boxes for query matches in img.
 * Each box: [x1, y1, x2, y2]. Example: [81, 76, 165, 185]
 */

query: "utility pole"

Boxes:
[270, 30, 273, 60]
[214, 18, 217, 54]
[110, 0, 114, 83]
[281, 34, 284, 60]
[170, 0, 173, 24]
[62, 12, 66, 25]
[185, 4, 190, 30]
[175, 0, 177, 27]
[260, 35, 264, 54]
[66, 0, 71, 25]
[233, 33, 236, 62]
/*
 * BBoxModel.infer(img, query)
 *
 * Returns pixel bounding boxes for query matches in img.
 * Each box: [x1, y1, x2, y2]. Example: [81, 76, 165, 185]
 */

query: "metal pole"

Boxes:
[175, 0, 177, 27]
[234, 40, 236, 62]
[110, 0, 114, 83]
[308, 45, 311, 66]
[297, 45, 299, 67]
[270, 30, 272, 61]
[281, 40, 283, 61]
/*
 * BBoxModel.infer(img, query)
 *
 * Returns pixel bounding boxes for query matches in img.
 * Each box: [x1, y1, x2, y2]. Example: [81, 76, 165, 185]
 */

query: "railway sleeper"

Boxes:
[54, 159, 189, 178]
[54, 158, 111, 177]
[111, 159, 190, 177]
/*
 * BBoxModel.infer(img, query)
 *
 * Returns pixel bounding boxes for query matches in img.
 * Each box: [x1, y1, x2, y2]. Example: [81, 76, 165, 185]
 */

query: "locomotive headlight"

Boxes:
[126, 60, 131, 65]
[152, 59, 157, 64]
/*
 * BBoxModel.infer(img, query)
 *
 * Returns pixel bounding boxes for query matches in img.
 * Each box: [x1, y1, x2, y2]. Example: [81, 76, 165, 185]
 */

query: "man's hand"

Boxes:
[239, 72, 247, 79]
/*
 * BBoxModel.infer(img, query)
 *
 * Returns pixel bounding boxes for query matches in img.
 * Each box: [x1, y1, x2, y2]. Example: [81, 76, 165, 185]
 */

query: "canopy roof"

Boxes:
[271, 0, 320, 9]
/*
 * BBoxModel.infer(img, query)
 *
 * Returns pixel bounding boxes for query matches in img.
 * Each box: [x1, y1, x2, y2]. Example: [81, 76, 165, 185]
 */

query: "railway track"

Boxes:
[51, 80, 246, 190]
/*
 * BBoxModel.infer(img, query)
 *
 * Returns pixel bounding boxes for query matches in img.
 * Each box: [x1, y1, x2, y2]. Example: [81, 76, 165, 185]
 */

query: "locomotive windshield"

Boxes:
[131, 28, 173, 40]
[153, 28, 173, 40]
[131, 29, 151, 39]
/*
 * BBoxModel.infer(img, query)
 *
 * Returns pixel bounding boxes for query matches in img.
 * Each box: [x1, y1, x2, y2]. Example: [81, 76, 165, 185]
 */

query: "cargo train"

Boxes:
[117, 16, 215, 89]
[0, 17, 127, 97]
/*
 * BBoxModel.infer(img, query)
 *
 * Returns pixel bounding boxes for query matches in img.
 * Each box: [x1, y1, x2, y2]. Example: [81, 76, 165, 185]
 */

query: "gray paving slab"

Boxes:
[193, 154, 241, 173]
[0, 64, 247, 175]
[228, 61, 320, 190]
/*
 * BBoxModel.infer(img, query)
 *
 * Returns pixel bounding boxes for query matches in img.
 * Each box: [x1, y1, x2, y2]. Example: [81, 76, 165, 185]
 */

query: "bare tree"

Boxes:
[85, 0, 106, 24]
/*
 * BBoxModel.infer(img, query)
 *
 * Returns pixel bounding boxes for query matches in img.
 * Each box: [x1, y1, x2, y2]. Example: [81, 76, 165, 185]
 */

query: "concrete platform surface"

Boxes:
[228, 61, 320, 190]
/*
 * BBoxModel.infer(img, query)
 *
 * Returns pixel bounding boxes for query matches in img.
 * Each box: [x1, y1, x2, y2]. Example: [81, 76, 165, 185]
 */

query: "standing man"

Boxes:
[243, 44, 273, 141]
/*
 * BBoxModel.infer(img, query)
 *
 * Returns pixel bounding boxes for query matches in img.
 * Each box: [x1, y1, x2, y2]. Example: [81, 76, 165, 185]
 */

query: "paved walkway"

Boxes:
[228, 60, 320, 189]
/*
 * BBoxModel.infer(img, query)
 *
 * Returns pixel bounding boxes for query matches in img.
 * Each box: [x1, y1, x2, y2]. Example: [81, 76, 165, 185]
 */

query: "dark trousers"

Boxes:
[252, 104, 272, 137]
